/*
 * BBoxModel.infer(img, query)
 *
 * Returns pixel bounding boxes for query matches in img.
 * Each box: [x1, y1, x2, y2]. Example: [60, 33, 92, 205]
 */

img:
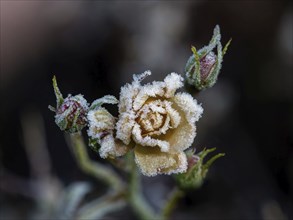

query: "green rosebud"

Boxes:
[49, 76, 89, 133]
[175, 148, 225, 190]
[185, 25, 231, 90]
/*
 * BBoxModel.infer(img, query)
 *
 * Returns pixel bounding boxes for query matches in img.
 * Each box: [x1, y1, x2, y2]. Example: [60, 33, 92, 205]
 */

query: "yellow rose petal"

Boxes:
[134, 145, 187, 176]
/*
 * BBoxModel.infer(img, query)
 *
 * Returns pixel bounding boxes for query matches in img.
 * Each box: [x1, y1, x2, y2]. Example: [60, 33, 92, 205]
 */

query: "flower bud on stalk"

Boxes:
[185, 25, 231, 90]
[49, 76, 89, 133]
[175, 148, 225, 190]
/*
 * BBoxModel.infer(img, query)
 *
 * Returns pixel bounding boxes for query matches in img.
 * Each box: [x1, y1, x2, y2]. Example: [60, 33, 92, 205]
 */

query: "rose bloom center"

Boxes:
[136, 99, 176, 137]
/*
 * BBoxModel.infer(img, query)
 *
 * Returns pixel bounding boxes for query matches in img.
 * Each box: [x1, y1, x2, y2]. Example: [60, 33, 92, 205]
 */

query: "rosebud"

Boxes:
[49, 76, 89, 133]
[185, 25, 231, 90]
[175, 148, 225, 190]
[86, 95, 131, 159]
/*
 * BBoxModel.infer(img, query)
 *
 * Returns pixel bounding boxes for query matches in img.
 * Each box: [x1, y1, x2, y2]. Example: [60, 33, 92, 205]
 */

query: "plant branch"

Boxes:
[76, 191, 126, 219]
[128, 153, 157, 220]
[161, 187, 184, 220]
[68, 132, 125, 192]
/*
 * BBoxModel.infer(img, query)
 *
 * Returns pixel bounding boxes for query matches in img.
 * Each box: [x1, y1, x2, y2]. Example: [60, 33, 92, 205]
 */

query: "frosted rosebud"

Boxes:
[87, 95, 132, 159]
[185, 25, 231, 90]
[114, 71, 203, 176]
[55, 94, 88, 133]
[175, 148, 225, 190]
[49, 76, 89, 133]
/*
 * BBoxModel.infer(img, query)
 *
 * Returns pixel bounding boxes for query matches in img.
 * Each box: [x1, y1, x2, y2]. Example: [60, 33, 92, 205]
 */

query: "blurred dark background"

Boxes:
[0, 1, 292, 220]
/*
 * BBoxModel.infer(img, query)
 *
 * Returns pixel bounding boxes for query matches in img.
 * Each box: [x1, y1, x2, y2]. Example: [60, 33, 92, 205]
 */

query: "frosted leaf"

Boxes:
[90, 95, 118, 110]
[198, 24, 221, 58]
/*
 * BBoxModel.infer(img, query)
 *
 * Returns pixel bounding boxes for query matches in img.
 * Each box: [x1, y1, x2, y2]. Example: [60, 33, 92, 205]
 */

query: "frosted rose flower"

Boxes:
[115, 71, 203, 176]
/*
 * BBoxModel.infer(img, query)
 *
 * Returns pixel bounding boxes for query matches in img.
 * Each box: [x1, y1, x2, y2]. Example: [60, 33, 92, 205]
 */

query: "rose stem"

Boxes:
[128, 152, 157, 220]
[68, 132, 125, 192]
[161, 187, 184, 220]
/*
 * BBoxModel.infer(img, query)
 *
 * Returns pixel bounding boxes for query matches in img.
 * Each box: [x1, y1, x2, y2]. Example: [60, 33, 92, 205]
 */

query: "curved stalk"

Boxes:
[161, 187, 184, 220]
[68, 132, 125, 192]
[128, 153, 157, 220]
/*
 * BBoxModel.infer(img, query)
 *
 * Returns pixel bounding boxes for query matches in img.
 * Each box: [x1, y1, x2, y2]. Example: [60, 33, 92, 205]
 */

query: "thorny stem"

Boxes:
[128, 152, 157, 220]
[161, 187, 184, 220]
[68, 132, 125, 192]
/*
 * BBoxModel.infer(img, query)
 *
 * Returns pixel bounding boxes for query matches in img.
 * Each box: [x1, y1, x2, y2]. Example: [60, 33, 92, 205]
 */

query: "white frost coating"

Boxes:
[133, 82, 165, 111]
[87, 107, 129, 159]
[87, 107, 115, 139]
[55, 94, 89, 126]
[133, 70, 151, 83]
[115, 112, 136, 145]
[90, 95, 118, 110]
[163, 72, 184, 98]
[164, 101, 181, 128]
[134, 146, 188, 177]
[74, 94, 89, 110]
[99, 135, 115, 158]
[132, 124, 170, 152]
[99, 135, 129, 159]
[174, 92, 203, 123]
